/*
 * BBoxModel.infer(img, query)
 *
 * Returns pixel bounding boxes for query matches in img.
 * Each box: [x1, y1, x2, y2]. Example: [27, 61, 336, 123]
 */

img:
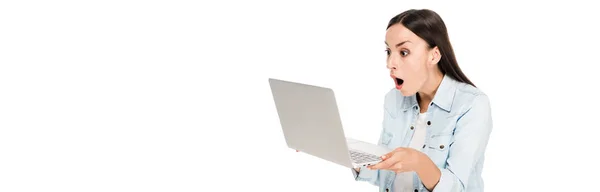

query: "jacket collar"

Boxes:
[432, 74, 457, 112]
[401, 74, 457, 112]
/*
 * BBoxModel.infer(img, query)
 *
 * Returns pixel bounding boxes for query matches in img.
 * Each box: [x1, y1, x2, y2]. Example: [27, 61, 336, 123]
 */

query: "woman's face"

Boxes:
[385, 24, 439, 96]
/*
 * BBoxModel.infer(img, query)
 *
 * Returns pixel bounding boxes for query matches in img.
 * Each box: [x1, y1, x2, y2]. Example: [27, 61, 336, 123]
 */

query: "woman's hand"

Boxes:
[369, 147, 441, 190]
[367, 147, 425, 173]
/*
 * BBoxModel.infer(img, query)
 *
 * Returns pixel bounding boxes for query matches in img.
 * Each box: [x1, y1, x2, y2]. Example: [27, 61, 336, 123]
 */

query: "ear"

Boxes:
[429, 46, 441, 65]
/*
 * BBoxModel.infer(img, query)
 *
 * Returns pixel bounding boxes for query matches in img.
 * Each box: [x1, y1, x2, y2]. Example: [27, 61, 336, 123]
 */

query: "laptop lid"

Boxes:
[268, 78, 353, 168]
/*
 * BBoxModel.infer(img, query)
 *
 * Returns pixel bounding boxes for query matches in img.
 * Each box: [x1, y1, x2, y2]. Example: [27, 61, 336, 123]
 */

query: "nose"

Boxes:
[386, 54, 398, 70]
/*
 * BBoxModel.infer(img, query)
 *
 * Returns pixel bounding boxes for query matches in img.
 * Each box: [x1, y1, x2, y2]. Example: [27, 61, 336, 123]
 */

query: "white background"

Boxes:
[1, 0, 599, 191]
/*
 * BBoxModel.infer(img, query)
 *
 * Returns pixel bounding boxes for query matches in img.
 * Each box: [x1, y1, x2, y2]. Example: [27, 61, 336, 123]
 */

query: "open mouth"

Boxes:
[392, 76, 404, 90]
[395, 78, 404, 86]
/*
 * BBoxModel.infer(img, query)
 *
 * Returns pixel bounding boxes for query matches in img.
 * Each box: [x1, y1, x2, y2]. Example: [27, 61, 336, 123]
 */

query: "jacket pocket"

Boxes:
[428, 134, 452, 151]
[426, 133, 454, 167]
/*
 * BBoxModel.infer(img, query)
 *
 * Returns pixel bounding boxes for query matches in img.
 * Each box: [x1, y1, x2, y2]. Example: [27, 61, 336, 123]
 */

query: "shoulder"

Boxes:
[451, 82, 493, 134]
[451, 82, 494, 137]
[453, 82, 491, 113]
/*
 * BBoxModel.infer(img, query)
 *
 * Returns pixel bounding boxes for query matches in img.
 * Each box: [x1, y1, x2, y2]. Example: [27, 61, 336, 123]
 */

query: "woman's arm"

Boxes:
[415, 153, 441, 191]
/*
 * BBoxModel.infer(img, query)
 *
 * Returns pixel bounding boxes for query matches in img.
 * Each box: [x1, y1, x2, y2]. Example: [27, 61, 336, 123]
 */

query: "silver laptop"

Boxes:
[268, 78, 392, 168]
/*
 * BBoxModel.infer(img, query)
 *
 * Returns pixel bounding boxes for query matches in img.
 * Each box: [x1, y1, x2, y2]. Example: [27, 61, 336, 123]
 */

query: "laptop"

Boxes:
[268, 78, 392, 169]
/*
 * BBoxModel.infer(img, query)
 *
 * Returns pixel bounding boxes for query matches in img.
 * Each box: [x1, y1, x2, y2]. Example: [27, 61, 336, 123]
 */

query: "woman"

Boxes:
[351, 9, 493, 192]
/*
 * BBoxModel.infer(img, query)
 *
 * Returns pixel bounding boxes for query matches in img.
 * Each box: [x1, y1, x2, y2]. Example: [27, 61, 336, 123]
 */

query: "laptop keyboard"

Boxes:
[349, 149, 381, 164]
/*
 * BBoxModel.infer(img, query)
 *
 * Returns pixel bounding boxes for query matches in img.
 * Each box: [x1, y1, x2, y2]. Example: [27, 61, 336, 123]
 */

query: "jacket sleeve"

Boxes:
[427, 94, 494, 192]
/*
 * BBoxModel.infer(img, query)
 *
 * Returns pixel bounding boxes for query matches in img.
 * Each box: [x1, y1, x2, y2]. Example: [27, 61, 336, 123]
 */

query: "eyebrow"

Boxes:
[385, 40, 411, 47]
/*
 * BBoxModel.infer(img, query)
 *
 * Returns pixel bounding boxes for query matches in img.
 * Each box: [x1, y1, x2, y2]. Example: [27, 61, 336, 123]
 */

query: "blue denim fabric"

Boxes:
[352, 74, 493, 192]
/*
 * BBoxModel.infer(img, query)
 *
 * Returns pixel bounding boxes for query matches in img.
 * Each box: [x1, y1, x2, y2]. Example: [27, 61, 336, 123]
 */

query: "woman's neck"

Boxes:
[417, 71, 444, 113]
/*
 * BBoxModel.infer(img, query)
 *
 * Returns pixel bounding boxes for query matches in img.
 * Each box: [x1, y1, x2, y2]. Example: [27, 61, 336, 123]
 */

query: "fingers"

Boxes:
[368, 159, 391, 170]
[369, 158, 407, 173]
[369, 152, 400, 170]
[380, 150, 396, 160]
[369, 148, 410, 170]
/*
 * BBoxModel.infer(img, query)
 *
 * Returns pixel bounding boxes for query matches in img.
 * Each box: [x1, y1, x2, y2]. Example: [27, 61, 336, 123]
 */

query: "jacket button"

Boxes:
[386, 189, 389, 192]
[414, 189, 418, 192]
[440, 145, 445, 149]
[427, 121, 431, 125]
[410, 126, 414, 130]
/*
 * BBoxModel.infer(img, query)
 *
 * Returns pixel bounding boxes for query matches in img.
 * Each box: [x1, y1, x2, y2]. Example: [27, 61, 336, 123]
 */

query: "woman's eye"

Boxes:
[400, 50, 409, 56]
[385, 49, 391, 56]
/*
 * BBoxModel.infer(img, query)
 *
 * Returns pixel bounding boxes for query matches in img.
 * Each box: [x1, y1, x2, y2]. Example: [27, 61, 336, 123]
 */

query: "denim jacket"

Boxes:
[352, 74, 493, 192]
